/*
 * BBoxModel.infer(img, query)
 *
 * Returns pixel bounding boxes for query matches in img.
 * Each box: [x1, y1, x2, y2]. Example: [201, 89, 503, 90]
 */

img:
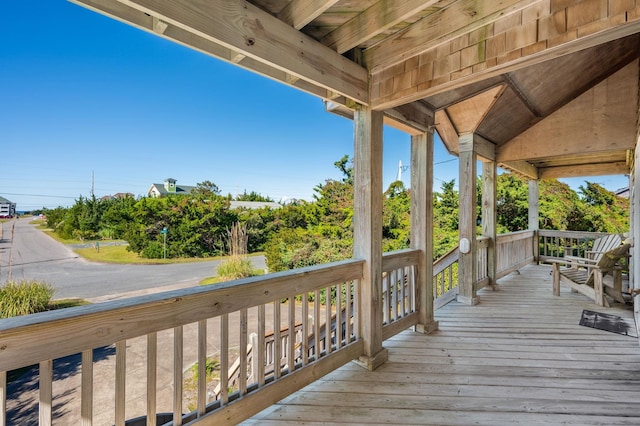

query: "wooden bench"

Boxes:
[552, 243, 630, 307]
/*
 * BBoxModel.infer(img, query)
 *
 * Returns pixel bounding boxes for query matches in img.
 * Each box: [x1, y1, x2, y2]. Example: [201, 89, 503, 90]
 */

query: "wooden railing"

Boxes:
[0, 229, 571, 425]
[0, 259, 364, 426]
[496, 230, 536, 278]
[433, 246, 459, 310]
[432, 230, 538, 309]
[381, 249, 420, 340]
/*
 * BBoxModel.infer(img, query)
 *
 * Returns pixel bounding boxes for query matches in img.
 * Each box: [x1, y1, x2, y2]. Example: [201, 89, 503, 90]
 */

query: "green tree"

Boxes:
[382, 181, 410, 251]
[496, 173, 529, 232]
[192, 180, 221, 197]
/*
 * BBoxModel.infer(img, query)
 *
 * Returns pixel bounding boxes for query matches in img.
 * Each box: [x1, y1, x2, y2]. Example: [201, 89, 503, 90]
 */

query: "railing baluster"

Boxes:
[147, 333, 157, 426]
[401, 267, 407, 316]
[220, 314, 229, 405]
[302, 295, 309, 365]
[314, 290, 321, 358]
[239, 309, 248, 396]
[39, 359, 53, 426]
[336, 283, 343, 349]
[258, 305, 266, 386]
[274, 301, 282, 379]
[197, 320, 207, 417]
[325, 286, 332, 354]
[0, 370, 5, 426]
[353, 279, 360, 340]
[392, 269, 398, 321]
[81, 349, 93, 426]
[115, 341, 126, 426]
[288, 296, 295, 372]
[173, 327, 183, 426]
[346, 281, 352, 343]
[382, 273, 389, 324]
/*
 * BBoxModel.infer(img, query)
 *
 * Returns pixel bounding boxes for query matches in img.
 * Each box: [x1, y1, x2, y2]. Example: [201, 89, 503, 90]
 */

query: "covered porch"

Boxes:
[2, 1, 640, 425]
[246, 264, 640, 425]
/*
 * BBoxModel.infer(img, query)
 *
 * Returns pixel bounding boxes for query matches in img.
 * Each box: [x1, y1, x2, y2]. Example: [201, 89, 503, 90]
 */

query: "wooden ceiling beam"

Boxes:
[322, 0, 442, 54]
[278, 0, 339, 30]
[325, 101, 435, 135]
[434, 109, 459, 155]
[498, 161, 538, 180]
[79, 0, 368, 105]
[539, 162, 630, 179]
[364, 0, 537, 74]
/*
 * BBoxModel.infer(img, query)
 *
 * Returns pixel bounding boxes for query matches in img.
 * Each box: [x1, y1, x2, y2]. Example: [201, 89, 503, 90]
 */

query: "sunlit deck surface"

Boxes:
[244, 264, 640, 425]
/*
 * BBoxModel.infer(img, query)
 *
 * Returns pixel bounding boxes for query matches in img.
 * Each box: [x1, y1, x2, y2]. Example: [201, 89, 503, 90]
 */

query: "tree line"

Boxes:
[44, 156, 629, 270]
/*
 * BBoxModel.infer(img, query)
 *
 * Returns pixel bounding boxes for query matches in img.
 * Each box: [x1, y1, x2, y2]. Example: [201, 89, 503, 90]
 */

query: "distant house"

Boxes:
[0, 196, 16, 218]
[100, 192, 135, 201]
[615, 187, 630, 198]
[148, 178, 196, 198]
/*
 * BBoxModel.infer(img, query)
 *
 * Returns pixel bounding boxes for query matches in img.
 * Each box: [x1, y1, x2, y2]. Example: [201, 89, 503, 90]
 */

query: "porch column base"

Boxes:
[456, 295, 480, 305]
[415, 320, 439, 334]
[353, 347, 388, 371]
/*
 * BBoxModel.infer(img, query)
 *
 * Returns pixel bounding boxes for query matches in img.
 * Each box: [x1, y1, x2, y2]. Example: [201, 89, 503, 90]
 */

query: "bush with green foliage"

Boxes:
[216, 257, 258, 281]
[0, 280, 55, 318]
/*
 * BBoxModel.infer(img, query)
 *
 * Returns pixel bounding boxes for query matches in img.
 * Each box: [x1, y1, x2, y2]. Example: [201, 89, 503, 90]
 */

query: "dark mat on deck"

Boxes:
[579, 310, 638, 337]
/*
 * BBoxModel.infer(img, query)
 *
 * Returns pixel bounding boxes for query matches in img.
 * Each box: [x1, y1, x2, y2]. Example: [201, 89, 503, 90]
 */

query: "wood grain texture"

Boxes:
[0, 259, 363, 372]
[246, 264, 640, 425]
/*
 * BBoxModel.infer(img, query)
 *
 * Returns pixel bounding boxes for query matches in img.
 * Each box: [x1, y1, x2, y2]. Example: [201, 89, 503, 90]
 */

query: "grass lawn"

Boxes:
[74, 244, 226, 264]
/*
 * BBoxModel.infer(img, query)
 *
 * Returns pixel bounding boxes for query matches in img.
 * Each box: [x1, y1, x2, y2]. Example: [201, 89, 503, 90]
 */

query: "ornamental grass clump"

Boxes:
[0, 280, 55, 318]
[216, 222, 260, 282]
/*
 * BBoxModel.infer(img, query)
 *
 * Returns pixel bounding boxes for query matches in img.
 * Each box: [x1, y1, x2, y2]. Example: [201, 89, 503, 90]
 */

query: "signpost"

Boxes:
[160, 227, 168, 259]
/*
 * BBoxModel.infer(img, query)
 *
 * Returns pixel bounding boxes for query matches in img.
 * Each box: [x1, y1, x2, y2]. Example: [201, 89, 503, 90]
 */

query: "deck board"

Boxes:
[244, 264, 640, 425]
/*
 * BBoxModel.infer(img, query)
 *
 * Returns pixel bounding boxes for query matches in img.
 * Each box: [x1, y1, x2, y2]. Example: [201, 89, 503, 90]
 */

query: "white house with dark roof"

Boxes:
[147, 178, 196, 198]
[0, 196, 16, 218]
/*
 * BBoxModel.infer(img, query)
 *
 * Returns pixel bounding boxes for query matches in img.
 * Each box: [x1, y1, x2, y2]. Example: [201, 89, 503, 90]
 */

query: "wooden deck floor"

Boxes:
[243, 264, 640, 425]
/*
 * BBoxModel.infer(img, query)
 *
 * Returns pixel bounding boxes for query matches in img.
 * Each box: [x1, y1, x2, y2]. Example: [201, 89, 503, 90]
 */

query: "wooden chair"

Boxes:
[552, 243, 630, 307]
[564, 234, 621, 265]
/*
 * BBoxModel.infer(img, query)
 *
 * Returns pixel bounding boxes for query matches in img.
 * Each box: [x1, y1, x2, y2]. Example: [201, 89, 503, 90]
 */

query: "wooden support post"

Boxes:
[353, 105, 388, 370]
[528, 179, 540, 262]
[481, 160, 497, 290]
[457, 133, 479, 305]
[632, 109, 640, 340]
[411, 128, 438, 334]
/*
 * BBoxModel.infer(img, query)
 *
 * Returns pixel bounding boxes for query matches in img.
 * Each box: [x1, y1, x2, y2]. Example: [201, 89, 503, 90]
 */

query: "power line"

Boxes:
[0, 192, 76, 199]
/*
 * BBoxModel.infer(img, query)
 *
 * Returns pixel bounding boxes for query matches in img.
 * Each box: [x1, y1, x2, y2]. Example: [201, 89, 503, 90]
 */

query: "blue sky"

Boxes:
[0, 1, 629, 211]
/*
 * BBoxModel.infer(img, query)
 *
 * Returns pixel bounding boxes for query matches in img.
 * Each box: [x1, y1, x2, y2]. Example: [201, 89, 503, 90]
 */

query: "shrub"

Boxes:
[216, 257, 258, 281]
[0, 280, 55, 318]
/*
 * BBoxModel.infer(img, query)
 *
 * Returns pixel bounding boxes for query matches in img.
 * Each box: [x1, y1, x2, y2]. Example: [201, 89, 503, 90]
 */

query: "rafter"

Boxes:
[79, 0, 368, 105]
[498, 161, 538, 180]
[322, 0, 441, 54]
[278, 0, 339, 30]
[364, 0, 536, 74]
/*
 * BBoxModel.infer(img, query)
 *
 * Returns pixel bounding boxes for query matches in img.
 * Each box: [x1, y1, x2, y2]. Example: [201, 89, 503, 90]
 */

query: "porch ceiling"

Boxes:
[72, 0, 640, 179]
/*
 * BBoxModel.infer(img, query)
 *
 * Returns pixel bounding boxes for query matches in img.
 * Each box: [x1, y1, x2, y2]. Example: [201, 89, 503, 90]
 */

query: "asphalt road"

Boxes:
[0, 218, 266, 300]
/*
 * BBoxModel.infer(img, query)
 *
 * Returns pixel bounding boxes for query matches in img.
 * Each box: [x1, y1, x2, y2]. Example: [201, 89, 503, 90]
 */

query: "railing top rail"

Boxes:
[496, 230, 535, 243]
[0, 258, 364, 372]
[382, 248, 420, 271]
[537, 230, 617, 238]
